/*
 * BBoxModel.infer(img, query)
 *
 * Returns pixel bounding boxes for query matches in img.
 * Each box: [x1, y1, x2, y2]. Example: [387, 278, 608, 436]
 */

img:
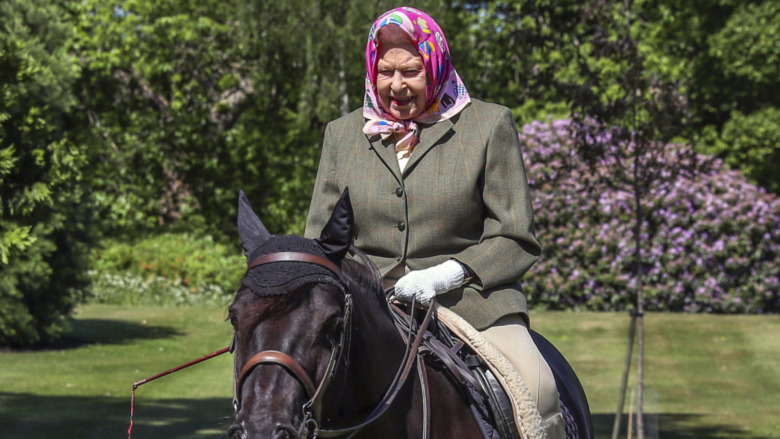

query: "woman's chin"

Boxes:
[389, 106, 422, 120]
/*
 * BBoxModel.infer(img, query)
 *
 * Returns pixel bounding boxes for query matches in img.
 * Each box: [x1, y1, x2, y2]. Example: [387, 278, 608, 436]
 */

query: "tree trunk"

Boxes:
[611, 313, 637, 439]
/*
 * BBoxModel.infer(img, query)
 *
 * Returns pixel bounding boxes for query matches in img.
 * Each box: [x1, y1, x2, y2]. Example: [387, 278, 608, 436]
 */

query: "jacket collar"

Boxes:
[404, 117, 454, 174]
[366, 117, 454, 181]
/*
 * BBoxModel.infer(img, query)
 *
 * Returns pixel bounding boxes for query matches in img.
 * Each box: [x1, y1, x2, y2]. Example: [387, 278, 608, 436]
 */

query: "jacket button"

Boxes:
[395, 187, 404, 197]
[397, 221, 406, 231]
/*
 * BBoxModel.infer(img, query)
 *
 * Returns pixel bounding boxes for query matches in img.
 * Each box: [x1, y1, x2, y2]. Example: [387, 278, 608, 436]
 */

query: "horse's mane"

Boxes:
[341, 246, 395, 323]
[342, 246, 383, 293]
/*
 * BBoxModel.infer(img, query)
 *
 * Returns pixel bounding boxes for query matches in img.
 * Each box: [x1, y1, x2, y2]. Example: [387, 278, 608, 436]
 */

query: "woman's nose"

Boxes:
[391, 71, 405, 92]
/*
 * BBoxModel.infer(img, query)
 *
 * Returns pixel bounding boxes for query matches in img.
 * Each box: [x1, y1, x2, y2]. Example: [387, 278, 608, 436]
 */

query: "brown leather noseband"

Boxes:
[236, 350, 317, 401]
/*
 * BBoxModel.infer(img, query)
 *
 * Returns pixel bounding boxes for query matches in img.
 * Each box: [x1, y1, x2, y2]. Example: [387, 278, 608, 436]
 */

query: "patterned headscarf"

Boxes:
[363, 7, 471, 155]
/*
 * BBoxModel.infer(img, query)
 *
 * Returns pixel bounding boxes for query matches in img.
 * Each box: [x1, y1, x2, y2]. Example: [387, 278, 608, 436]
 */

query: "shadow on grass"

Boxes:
[48, 319, 183, 351]
[69, 318, 183, 345]
[593, 413, 769, 439]
[3, 319, 182, 352]
[0, 392, 233, 439]
[0, 392, 770, 439]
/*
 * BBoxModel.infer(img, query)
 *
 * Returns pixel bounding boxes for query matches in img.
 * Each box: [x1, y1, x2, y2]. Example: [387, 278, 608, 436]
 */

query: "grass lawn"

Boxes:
[0, 304, 236, 439]
[1, 305, 778, 438]
[532, 312, 780, 439]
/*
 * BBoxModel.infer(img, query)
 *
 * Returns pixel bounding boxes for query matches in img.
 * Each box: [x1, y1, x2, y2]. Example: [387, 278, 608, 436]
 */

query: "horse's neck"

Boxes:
[325, 286, 408, 416]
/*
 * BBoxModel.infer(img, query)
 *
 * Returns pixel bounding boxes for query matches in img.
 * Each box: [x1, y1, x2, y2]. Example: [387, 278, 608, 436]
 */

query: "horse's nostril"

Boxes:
[273, 424, 295, 439]
[228, 425, 246, 439]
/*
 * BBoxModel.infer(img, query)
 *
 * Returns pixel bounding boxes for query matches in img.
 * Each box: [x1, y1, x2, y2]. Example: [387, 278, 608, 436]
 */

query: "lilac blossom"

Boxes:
[521, 119, 780, 313]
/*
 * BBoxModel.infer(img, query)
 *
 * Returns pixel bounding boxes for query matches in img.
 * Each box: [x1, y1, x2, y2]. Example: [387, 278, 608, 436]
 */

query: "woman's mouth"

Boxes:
[391, 96, 414, 106]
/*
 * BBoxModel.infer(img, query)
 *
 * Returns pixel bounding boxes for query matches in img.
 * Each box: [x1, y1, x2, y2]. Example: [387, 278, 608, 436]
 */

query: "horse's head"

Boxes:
[228, 189, 354, 439]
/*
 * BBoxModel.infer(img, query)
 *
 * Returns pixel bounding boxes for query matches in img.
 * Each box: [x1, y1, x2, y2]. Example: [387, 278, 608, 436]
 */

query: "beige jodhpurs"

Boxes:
[480, 314, 566, 439]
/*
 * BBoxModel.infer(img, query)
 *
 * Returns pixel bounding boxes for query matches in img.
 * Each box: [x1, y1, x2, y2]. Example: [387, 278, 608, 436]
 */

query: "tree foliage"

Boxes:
[65, 0, 780, 238]
[637, 0, 780, 192]
[455, 0, 779, 192]
[2, 0, 778, 345]
[70, 0, 426, 238]
[0, 0, 91, 346]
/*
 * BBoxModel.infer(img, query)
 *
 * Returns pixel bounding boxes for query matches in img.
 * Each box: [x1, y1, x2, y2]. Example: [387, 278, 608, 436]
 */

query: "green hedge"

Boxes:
[86, 233, 244, 307]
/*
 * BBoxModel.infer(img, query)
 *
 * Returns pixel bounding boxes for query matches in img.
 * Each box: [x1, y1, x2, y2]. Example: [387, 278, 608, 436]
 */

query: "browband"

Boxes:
[247, 252, 346, 284]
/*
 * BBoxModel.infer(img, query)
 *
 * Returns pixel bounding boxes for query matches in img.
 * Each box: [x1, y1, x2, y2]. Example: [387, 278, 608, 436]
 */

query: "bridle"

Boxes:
[127, 250, 433, 439]
[233, 251, 434, 439]
[232, 251, 353, 435]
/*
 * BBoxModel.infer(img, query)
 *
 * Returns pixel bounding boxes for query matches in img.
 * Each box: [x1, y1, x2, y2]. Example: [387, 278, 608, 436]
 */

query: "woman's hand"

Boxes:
[394, 260, 467, 306]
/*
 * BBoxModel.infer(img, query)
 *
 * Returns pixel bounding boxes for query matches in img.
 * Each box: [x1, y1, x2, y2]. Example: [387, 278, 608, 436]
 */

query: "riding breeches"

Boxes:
[479, 314, 566, 439]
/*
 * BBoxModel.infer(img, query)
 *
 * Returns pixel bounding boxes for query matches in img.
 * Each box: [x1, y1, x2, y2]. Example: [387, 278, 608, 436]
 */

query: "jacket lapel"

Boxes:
[404, 118, 454, 176]
[367, 133, 403, 183]
[365, 117, 455, 181]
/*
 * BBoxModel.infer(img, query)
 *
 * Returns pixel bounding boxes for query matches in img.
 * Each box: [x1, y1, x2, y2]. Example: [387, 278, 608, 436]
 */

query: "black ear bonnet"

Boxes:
[238, 188, 353, 297]
[242, 235, 345, 297]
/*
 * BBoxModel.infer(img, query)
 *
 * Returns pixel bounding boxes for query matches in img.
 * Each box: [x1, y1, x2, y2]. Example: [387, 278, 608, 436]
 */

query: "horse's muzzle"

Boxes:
[228, 422, 297, 439]
[227, 424, 247, 439]
[272, 424, 296, 439]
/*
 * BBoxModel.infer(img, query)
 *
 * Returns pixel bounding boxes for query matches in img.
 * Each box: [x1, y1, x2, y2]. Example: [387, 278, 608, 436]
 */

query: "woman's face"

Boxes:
[376, 41, 427, 120]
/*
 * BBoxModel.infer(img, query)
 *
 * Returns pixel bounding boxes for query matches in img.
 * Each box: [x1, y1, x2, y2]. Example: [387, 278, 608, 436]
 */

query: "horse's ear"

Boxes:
[316, 188, 353, 262]
[237, 190, 274, 261]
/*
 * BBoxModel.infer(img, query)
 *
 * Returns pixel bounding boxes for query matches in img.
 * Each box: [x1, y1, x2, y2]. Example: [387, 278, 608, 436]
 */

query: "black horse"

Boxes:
[228, 189, 592, 439]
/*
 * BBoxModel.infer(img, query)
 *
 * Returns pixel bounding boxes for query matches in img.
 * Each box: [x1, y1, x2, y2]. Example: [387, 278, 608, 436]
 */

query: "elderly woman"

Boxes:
[304, 7, 564, 437]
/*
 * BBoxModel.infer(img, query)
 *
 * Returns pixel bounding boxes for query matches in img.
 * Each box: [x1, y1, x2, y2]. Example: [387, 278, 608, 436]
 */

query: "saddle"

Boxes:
[391, 302, 594, 439]
[390, 303, 542, 439]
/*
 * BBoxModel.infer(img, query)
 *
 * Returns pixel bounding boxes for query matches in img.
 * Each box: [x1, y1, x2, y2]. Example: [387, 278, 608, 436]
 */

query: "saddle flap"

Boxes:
[390, 303, 528, 439]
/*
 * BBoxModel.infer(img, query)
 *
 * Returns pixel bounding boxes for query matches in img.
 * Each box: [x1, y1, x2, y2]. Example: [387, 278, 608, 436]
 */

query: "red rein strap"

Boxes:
[127, 345, 231, 439]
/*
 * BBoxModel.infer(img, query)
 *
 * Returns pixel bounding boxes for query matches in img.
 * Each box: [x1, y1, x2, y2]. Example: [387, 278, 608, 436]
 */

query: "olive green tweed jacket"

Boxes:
[304, 99, 541, 330]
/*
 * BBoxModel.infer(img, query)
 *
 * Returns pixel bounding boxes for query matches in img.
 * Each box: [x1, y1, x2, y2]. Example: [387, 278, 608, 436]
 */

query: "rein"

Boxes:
[309, 295, 434, 439]
[127, 345, 231, 439]
[127, 250, 433, 439]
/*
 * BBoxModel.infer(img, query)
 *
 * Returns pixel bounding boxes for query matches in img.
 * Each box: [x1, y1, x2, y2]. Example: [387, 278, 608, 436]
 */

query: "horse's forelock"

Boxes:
[233, 283, 332, 323]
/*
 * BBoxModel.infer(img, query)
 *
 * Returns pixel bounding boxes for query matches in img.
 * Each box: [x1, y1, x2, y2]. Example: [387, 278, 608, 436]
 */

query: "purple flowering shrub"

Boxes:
[521, 119, 780, 313]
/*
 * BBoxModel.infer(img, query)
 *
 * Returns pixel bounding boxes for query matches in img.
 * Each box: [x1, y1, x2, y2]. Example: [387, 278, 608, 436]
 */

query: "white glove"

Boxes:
[394, 260, 467, 306]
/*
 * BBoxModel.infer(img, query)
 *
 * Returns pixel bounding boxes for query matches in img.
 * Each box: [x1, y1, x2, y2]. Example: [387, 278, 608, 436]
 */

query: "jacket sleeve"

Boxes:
[304, 122, 341, 239]
[453, 107, 541, 289]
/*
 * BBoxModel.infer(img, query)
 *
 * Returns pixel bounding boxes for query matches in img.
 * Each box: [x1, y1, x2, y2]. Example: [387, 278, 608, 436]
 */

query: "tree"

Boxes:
[450, 1, 779, 195]
[0, 0, 91, 346]
[444, 0, 583, 123]
[629, 0, 780, 193]
[555, 2, 698, 437]
[71, 0, 245, 235]
[72, 0, 438, 238]
[460, 0, 696, 436]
